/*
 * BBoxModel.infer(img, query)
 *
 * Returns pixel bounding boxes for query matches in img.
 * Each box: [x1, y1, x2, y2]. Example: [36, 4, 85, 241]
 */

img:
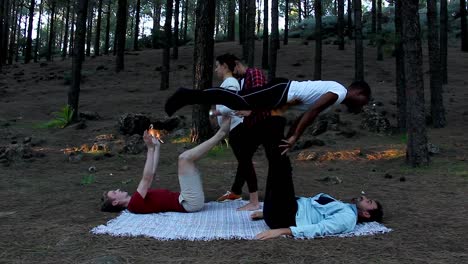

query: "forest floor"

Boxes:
[1, 39, 467, 263]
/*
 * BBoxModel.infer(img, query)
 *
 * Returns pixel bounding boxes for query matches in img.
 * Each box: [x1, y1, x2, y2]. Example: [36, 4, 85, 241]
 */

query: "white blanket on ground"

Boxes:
[91, 201, 392, 241]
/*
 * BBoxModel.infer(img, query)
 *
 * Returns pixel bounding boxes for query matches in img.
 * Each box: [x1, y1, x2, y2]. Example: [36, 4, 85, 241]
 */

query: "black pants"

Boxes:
[228, 123, 258, 194]
[165, 78, 291, 116]
[250, 116, 297, 229]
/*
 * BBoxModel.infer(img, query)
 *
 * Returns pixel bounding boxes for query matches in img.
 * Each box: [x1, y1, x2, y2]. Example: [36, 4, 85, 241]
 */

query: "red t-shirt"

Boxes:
[127, 189, 187, 214]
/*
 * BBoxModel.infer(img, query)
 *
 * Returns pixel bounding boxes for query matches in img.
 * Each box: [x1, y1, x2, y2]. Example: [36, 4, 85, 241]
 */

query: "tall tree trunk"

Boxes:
[256, 0, 260, 35]
[262, 0, 268, 69]
[371, 0, 376, 34]
[461, 0, 468, 51]
[395, 0, 406, 131]
[337, 0, 344, 50]
[62, 0, 71, 59]
[354, 0, 364, 81]
[215, 0, 220, 35]
[427, 0, 446, 128]
[284, 0, 289, 45]
[69, 0, 89, 122]
[8, 1, 18, 65]
[0, 0, 5, 71]
[268, 0, 278, 81]
[160, 0, 173, 90]
[401, 0, 429, 166]
[152, 0, 161, 48]
[69, 6, 75, 57]
[14, 2, 23, 64]
[173, 0, 179, 58]
[298, 0, 302, 23]
[245, 0, 255, 66]
[115, 0, 127, 72]
[239, 0, 244, 45]
[183, 0, 188, 42]
[227, 0, 235, 41]
[34, 0, 43, 62]
[347, 0, 352, 39]
[440, 0, 448, 84]
[24, 0, 35, 63]
[133, 0, 140, 50]
[376, 0, 383, 60]
[103, 0, 110, 54]
[86, 0, 94, 56]
[47, 1, 56, 61]
[94, 0, 102, 55]
[304, 0, 309, 18]
[191, 0, 215, 143]
[1, 0, 11, 66]
[314, 0, 322, 80]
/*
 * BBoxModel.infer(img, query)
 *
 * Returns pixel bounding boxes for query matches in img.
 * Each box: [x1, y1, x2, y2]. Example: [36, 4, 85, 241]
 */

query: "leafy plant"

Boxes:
[81, 174, 95, 185]
[41, 105, 74, 128]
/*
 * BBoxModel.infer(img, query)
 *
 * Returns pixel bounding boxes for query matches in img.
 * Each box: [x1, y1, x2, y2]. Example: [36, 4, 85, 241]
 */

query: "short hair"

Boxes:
[349, 80, 371, 98]
[100, 191, 126, 212]
[216, 53, 240, 72]
[359, 200, 384, 223]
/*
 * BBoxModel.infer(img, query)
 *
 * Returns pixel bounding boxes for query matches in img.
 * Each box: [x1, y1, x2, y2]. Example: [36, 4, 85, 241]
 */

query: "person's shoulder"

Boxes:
[222, 77, 240, 90]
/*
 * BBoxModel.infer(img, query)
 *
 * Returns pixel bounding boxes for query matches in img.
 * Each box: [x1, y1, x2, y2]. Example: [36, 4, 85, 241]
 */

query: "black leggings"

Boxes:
[259, 117, 298, 229]
[165, 78, 292, 116]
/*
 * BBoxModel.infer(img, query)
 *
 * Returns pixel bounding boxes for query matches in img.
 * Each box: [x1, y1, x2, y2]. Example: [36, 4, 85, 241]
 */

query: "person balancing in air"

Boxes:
[165, 77, 371, 154]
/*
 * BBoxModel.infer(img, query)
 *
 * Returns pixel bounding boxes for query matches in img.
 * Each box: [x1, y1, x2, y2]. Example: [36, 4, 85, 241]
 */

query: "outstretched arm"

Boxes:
[136, 131, 161, 198]
[281, 92, 338, 154]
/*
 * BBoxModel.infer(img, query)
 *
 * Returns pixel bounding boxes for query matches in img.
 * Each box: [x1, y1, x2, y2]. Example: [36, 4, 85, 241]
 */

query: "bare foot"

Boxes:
[250, 211, 264, 220]
[237, 202, 261, 211]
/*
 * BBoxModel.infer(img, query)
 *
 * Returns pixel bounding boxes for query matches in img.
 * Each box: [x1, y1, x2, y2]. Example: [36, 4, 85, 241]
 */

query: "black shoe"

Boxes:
[165, 87, 195, 116]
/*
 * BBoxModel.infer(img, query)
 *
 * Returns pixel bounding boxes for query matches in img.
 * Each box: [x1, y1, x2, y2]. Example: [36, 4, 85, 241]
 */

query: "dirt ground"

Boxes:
[1, 39, 467, 263]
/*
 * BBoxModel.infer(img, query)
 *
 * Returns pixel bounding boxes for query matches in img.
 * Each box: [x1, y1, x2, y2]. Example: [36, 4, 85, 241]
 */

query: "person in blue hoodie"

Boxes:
[247, 117, 383, 240]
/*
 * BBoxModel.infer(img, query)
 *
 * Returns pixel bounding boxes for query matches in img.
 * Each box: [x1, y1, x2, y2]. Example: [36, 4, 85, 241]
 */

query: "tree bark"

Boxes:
[160, 0, 173, 90]
[395, 0, 406, 131]
[262, 0, 269, 69]
[347, 0, 353, 39]
[115, 0, 128, 72]
[354, 0, 364, 81]
[104, 0, 111, 54]
[173, 0, 179, 59]
[0, 0, 5, 71]
[34, 0, 43, 62]
[25, 0, 35, 63]
[69, 0, 89, 122]
[376, 0, 383, 60]
[239, 0, 245, 45]
[401, 0, 429, 166]
[461, 0, 468, 51]
[86, 0, 94, 57]
[314, 0, 322, 80]
[284, 0, 289, 45]
[245, 0, 255, 67]
[133, 0, 141, 50]
[47, 1, 56, 61]
[427, 0, 446, 128]
[9, 1, 18, 65]
[268, 0, 278, 81]
[440, 0, 448, 83]
[337, 0, 344, 50]
[371, 0, 376, 34]
[1, 0, 11, 66]
[227, 0, 235, 41]
[183, 0, 188, 42]
[94, 0, 103, 55]
[152, 0, 161, 48]
[61, 1, 71, 59]
[298, 0, 302, 23]
[191, 0, 215, 143]
[69, 5, 75, 57]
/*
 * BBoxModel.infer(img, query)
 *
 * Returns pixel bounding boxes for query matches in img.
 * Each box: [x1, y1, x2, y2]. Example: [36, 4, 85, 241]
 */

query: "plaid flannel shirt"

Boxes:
[242, 68, 271, 127]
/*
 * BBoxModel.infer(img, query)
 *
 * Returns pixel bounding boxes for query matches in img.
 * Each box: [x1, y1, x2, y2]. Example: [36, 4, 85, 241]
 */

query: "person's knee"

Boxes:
[184, 192, 205, 212]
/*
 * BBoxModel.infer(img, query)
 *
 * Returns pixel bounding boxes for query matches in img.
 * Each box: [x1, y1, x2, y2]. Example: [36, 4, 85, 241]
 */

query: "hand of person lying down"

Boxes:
[255, 228, 292, 240]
